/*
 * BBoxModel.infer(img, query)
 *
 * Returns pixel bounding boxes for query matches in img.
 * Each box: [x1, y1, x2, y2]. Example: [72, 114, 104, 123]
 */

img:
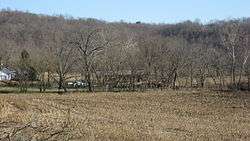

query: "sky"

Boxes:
[0, 0, 250, 24]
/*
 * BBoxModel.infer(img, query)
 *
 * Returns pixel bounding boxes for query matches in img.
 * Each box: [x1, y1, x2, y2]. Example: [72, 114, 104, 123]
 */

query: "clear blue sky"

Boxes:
[0, 0, 250, 23]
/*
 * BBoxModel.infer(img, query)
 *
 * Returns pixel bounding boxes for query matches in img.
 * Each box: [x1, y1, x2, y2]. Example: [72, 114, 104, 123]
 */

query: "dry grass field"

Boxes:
[0, 90, 249, 141]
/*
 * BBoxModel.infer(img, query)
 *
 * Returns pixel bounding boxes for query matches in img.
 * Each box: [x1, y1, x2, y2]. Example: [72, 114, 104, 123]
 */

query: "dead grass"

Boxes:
[0, 90, 249, 141]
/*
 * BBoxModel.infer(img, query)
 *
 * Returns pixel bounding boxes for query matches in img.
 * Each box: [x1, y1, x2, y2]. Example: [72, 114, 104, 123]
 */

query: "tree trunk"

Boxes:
[39, 73, 46, 93]
[238, 69, 243, 90]
[218, 71, 223, 91]
[0, 57, 2, 69]
[132, 76, 136, 91]
[62, 84, 67, 92]
[190, 64, 193, 87]
[86, 72, 92, 92]
[199, 69, 205, 88]
[231, 49, 237, 89]
[238, 56, 248, 90]
[246, 71, 250, 90]
[58, 75, 65, 92]
[248, 74, 250, 90]
[172, 70, 177, 90]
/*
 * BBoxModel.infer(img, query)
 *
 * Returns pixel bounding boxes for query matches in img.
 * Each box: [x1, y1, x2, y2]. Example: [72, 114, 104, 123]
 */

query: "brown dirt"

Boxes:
[0, 90, 249, 141]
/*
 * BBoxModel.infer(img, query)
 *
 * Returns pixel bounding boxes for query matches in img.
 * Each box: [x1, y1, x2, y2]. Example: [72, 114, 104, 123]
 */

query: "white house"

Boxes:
[0, 68, 15, 81]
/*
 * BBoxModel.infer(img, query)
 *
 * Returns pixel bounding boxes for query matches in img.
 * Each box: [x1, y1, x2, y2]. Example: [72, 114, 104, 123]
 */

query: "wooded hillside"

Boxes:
[0, 10, 249, 92]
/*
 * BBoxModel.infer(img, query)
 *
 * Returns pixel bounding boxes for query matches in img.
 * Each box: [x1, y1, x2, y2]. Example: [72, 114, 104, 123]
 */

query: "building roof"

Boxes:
[0, 67, 16, 75]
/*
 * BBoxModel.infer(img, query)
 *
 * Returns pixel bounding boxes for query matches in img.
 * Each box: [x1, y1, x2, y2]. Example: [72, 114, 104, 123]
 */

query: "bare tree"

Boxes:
[237, 34, 250, 89]
[220, 22, 242, 89]
[48, 24, 78, 93]
[16, 49, 37, 93]
[70, 25, 111, 92]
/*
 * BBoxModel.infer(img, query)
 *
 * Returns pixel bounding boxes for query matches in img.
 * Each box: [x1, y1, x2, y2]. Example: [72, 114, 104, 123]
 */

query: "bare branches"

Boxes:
[1, 10, 250, 91]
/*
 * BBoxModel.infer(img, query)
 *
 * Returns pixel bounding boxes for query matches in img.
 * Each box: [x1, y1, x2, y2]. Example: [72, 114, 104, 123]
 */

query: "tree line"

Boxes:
[0, 10, 249, 92]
